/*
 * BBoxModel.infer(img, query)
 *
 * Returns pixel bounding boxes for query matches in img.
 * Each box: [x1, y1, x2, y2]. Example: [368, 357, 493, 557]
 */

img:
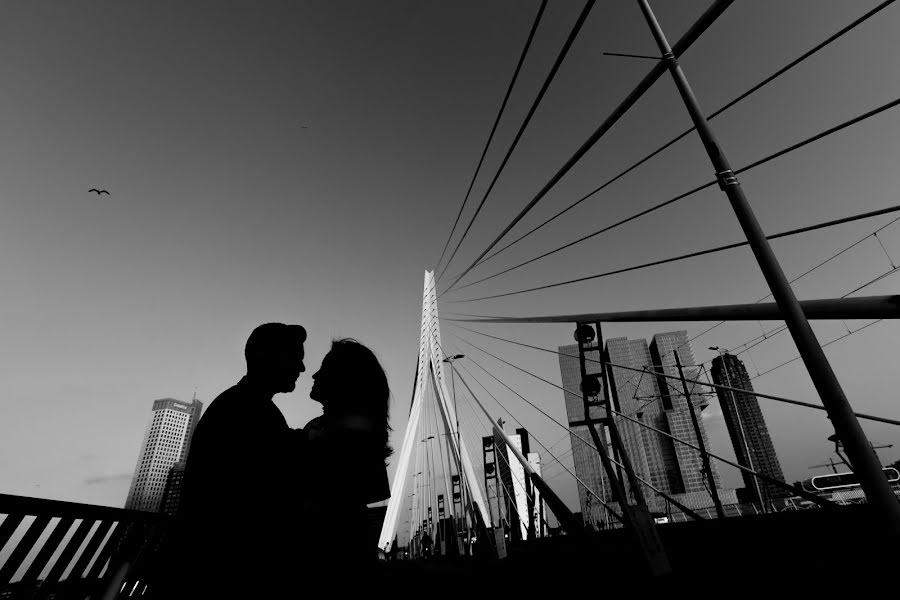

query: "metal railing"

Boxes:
[0, 494, 166, 599]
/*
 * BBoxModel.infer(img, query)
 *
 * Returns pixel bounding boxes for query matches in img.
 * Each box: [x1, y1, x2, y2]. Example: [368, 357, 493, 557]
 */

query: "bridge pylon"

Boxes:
[378, 271, 490, 549]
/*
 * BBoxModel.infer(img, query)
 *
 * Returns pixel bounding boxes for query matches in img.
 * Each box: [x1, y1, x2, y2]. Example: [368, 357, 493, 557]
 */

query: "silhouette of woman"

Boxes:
[300, 338, 392, 570]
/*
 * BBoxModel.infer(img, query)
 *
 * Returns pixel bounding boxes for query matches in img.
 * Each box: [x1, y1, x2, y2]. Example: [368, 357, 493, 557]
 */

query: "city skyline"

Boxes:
[1, 1, 899, 523]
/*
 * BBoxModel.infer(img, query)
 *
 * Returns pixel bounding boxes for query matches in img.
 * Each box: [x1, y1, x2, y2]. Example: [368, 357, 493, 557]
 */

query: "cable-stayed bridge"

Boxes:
[380, 0, 900, 580]
[3, 0, 900, 595]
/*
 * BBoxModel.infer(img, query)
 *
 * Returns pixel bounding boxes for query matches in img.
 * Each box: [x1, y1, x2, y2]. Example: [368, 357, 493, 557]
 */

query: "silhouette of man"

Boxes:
[168, 323, 306, 598]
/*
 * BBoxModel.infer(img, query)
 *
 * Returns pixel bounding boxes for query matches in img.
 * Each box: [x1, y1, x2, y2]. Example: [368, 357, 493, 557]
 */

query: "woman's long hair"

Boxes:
[327, 338, 392, 462]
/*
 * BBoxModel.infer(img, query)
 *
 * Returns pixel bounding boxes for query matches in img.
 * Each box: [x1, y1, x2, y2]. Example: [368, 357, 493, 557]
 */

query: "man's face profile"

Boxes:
[273, 345, 305, 393]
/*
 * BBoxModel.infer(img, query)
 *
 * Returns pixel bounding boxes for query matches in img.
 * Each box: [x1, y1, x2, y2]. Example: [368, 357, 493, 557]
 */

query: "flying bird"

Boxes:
[88, 189, 110, 195]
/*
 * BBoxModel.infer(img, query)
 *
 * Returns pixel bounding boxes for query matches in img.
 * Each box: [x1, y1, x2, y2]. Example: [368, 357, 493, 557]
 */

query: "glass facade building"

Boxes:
[125, 398, 202, 512]
[560, 332, 734, 521]
[711, 353, 787, 504]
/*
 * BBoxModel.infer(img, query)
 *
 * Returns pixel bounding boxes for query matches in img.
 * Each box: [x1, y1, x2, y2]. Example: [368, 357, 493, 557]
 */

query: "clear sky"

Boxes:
[1, 0, 899, 534]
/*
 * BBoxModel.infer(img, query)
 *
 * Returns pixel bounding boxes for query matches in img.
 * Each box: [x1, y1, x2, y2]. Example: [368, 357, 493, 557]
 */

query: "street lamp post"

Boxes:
[442, 354, 471, 554]
[710, 347, 764, 512]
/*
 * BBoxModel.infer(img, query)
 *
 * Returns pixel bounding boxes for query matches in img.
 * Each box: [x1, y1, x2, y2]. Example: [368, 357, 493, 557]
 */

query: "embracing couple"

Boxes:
[160, 323, 391, 597]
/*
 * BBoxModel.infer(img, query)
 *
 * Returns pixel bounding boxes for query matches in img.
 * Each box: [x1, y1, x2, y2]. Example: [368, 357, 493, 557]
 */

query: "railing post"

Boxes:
[635, 0, 900, 543]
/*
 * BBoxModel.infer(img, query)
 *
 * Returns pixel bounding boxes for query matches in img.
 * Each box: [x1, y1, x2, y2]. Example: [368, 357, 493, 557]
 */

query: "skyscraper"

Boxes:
[648, 332, 722, 497]
[558, 343, 612, 528]
[125, 398, 202, 512]
[160, 461, 186, 516]
[560, 331, 735, 520]
[711, 353, 787, 504]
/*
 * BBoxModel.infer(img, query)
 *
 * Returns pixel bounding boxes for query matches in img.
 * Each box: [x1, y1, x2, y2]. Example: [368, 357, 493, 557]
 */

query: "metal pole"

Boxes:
[576, 325, 671, 575]
[674, 351, 725, 518]
[636, 0, 900, 542]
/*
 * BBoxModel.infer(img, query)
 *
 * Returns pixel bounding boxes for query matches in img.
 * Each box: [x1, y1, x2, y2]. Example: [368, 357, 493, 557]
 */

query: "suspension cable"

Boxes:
[465, 0, 898, 270]
[458, 344, 701, 520]
[454, 332, 836, 508]
[450, 326, 900, 427]
[450, 203, 900, 300]
[437, 0, 596, 281]
[446, 94, 900, 299]
[458, 361, 623, 523]
[439, 0, 735, 293]
[434, 0, 550, 274]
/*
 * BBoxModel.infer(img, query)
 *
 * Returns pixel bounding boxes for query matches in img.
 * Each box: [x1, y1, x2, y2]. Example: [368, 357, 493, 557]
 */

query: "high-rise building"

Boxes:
[558, 343, 612, 528]
[125, 398, 202, 512]
[648, 332, 722, 496]
[160, 462, 186, 516]
[560, 331, 736, 520]
[711, 353, 787, 504]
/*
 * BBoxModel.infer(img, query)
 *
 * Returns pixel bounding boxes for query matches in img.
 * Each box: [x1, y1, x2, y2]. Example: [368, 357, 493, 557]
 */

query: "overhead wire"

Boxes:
[439, 0, 736, 293]
[693, 260, 900, 372]
[677, 214, 900, 352]
[460, 0, 898, 272]
[434, 0, 550, 274]
[437, 0, 596, 281]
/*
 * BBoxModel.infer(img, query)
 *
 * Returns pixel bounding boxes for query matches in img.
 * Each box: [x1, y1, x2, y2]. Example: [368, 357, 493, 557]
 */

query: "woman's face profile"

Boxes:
[310, 353, 340, 404]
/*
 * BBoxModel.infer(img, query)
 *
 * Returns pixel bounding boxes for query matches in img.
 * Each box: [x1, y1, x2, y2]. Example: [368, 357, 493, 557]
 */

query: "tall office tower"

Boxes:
[160, 462, 186, 516]
[649, 332, 722, 497]
[711, 353, 787, 504]
[125, 398, 203, 512]
[605, 336, 669, 508]
[558, 343, 615, 528]
[562, 332, 736, 520]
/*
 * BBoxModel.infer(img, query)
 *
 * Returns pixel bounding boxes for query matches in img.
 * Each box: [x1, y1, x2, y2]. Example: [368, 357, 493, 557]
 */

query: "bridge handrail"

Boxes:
[0, 493, 167, 599]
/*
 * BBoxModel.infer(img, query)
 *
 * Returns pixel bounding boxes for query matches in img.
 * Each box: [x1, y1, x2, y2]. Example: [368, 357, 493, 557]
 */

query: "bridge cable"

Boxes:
[450, 326, 900, 428]
[458, 361, 618, 526]
[460, 0, 898, 272]
[437, 0, 596, 282]
[438, 0, 735, 293]
[456, 342, 700, 519]
[434, 0, 550, 275]
[446, 96, 900, 299]
[448, 203, 900, 302]
[459, 359, 623, 522]
[453, 333, 836, 508]
[456, 385, 551, 533]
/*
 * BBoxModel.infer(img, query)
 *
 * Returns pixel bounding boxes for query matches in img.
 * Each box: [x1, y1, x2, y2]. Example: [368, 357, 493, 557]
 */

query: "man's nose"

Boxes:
[298, 362, 306, 373]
